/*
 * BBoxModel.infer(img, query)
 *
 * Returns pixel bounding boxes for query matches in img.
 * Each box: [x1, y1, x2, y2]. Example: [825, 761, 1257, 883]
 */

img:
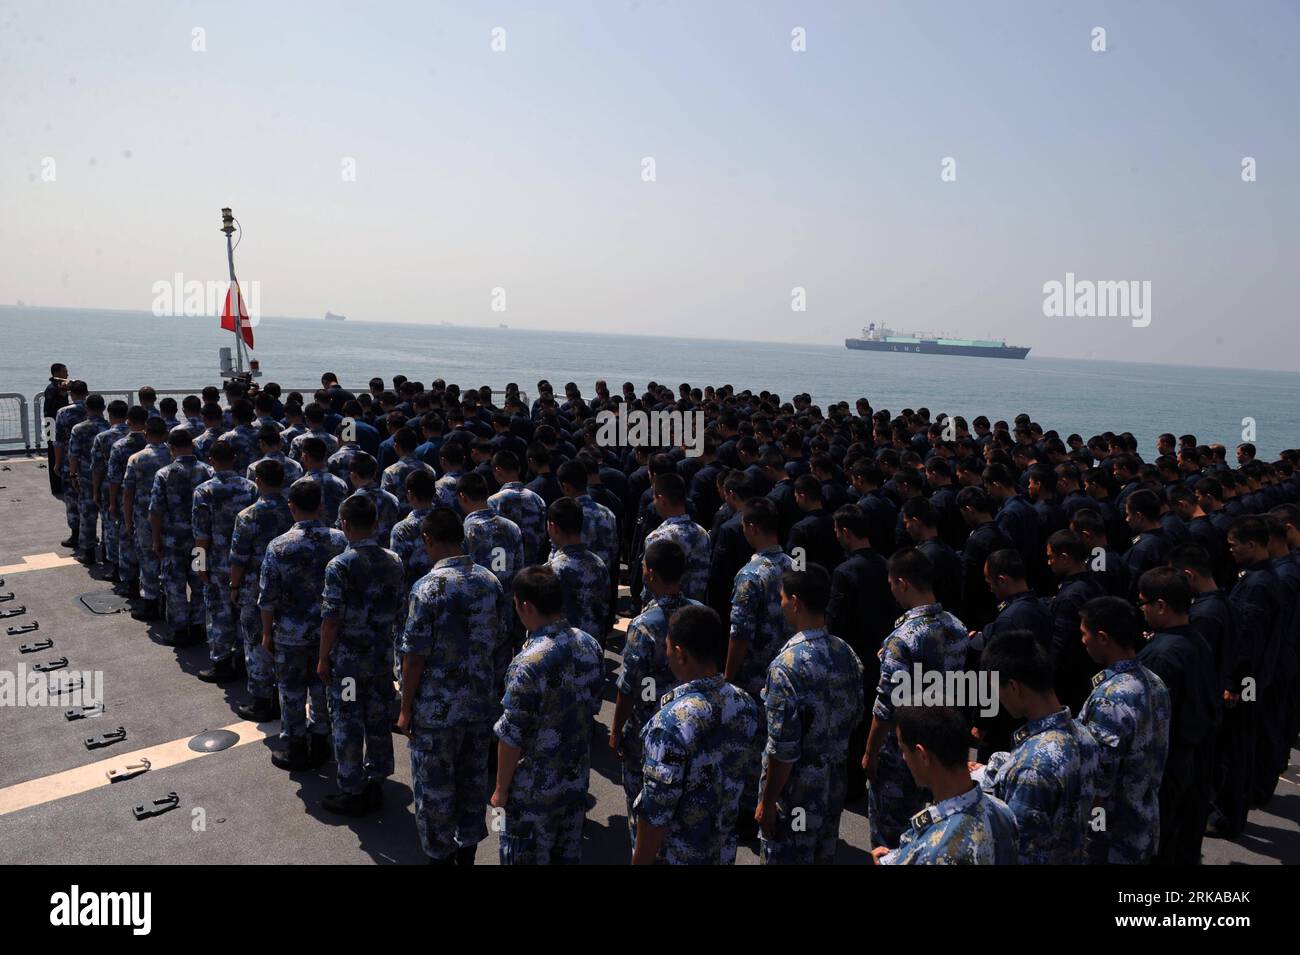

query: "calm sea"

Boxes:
[2, 306, 1298, 459]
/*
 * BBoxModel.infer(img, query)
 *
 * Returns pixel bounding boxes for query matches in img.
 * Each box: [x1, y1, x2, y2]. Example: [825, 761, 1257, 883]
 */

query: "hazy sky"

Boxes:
[2, 0, 1297, 369]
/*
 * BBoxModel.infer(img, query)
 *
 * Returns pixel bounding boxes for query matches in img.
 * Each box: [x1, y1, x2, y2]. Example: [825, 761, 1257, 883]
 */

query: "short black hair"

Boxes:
[457, 471, 489, 502]
[643, 539, 686, 584]
[666, 604, 725, 667]
[833, 503, 871, 538]
[887, 547, 934, 590]
[512, 565, 565, 616]
[653, 473, 687, 506]
[253, 458, 285, 488]
[782, 565, 831, 613]
[894, 706, 971, 769]
[985, 548, 1026, 582]
[169, 428, 196, 450]
[1137, 567, 1192, 615]
[420, 507, 464, 545]
[1080, 596, 1141, 649]
[1125, 488, 1161, 522]
[339, 493, 377, 532]
[980, 630, 1054, 694]
[1227, 515, 1269, 548]
[406, 468, 436, 501]
[548, 497, 584, 535]
[556, 460, 587, 491]
[288, 478, 323, 513]
[741, 497, 780, 535]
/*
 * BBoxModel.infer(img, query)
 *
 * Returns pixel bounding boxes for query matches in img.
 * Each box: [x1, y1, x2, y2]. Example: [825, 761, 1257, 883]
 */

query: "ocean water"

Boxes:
[2, 306, 1298, 458]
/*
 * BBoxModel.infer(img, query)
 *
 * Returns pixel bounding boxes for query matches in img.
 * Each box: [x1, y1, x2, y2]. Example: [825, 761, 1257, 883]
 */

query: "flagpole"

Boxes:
[220, 207, 246, 375]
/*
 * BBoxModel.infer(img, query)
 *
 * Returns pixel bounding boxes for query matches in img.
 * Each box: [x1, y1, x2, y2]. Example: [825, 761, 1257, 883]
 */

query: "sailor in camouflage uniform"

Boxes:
[318, 494, 406, 816]
[723, 500, 794, 818]
[339, 452, 400, 546]
[460, 473, 526, 595]
[492, 565, 604, 865]
[398, 508, 508, 864]
[389, 469, 436, 645]
[89, 401, 129, 575]
[381, 427, 433, 518]
[611, 540, 699, 839]
[865, 548, 971, 849]
[215, 399, 260, 474]
[974, 630, 1099, 865]
[149, 429, 214, 643]
[878, 706, 1019, 865]
[642, 474, 710, 602]
[192, 441, 258, 675]
[632, 604, 760, 865]
[246, 425, 302, 487]
[67, 393, 109, 563]
[259, 479, 348, 771]
[52, 380, 89, 548]
[122, 418, 172, 621]
[298, 437, 350, 526]
[289, 404, 339, 462]
[193, 403, 226, 465]
[229, 458, 294, 721]
[107, 407, 149, 595]
[545, 497, 611, 643]
[489, 451, 548, 564]
[434, 443, 466, 513]
[1076, 596, 1171, 864]
[557, 460, 620, 630]
[758, 566, 866, 865]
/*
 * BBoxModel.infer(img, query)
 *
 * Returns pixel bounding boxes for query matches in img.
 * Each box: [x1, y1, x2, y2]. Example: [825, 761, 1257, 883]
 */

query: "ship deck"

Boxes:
[0, 451, 1295, 865]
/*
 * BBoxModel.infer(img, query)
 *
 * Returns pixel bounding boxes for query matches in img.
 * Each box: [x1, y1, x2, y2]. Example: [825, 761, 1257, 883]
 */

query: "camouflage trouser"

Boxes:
[409, 723, 492, 860]
[274, 643, 331, 741]
[62, 468, 79, 530]
[202, 570, 238, 662]
[740, 701, 768, 816]
[101, 502, 120, 564]
[161, 546, 204, 630]
[759, 756, 845, 865]
[116, 507, 138, 585]
[620, 734, 645, 844]
[77, 479, 98, 556]
[868, 734, 926, 850]
[326, 649, 396, 795]
[499, 797, 586, 866]
[132, 514, 160, 600]
[238, 590, 274, 700]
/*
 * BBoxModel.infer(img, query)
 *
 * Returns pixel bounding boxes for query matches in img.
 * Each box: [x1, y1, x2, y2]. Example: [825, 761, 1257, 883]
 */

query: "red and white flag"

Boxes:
[220, 280, 254, 349]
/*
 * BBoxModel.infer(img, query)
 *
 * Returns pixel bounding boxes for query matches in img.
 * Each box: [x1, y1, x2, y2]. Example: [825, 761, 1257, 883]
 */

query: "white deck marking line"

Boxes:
[0, 552, 80, 575]
[0, 719, 274, 816]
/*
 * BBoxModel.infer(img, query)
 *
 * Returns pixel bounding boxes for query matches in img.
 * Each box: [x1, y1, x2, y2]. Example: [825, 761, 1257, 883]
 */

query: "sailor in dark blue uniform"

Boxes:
[1123, 490, 1170, 601]
[956, 487, 1014, 632]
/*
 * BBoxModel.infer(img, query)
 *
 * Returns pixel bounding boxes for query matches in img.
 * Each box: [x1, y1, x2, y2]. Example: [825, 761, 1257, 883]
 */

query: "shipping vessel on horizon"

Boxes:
[324, 311, 346, 321]
[845, 322, 1029, 359]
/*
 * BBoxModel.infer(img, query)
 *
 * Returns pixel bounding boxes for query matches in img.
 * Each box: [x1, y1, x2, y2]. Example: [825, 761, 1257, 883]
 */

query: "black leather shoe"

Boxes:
[271, 738, 308, 771]
[196, 656, 239, 684]
[308, 733, 332, 768]
[60, 532, 79, 549]
[365, 779, 384, 810]
[236, 697, 278, 722]
[130, 597, 161, 622]
[321, 790, 372, 817]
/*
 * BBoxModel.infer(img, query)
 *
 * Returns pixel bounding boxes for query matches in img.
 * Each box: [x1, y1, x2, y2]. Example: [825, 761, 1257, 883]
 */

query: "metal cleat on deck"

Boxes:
[106, 758, 151, 783]
[65, 703, 104, 721]
[0, 592, 15, 602]
[133, 792, 179, 820]
[32, 656, 68, 672]
[2, 607, 30, 622]
[85, 726, 127, 750]
[53, 676, 84, 695]
[18, 638, 53, 653]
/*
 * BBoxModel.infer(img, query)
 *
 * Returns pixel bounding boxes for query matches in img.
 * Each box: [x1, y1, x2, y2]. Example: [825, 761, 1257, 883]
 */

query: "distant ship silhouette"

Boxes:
[324, 311, 346, 321]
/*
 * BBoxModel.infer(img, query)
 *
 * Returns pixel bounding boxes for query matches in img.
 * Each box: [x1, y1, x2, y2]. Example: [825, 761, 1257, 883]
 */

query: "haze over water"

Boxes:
[2, 306, 1297, 459]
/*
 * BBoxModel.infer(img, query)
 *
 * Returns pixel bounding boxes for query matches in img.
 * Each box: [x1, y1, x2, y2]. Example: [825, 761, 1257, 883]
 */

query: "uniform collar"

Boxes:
[434, 554, 473, 570]
[996, 590, 1035, 611]
[347, 536, 379, 550]
[756, 544, 785, 558]
[526, 619, 569, 643]
[911, 783, 982, 831]
[898, 603, 942, 626]
[294, 519, 326, 530]
[1091, 656, 1140, 688]
[779, 627, 828, 653]
[1012, 706, 1072, 746]
[663, 672, 725, 705]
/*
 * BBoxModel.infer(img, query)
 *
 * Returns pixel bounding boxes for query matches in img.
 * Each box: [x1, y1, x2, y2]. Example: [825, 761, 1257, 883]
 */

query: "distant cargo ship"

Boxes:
[846, 323, 1029, 359]
[324, 311, 346, 321]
